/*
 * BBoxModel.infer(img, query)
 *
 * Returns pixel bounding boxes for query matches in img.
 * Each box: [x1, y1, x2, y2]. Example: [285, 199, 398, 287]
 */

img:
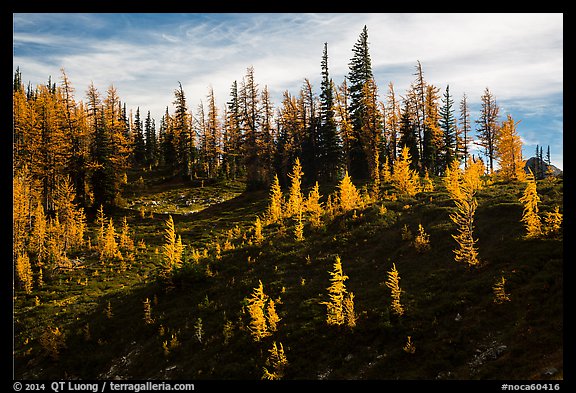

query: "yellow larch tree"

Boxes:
[493, 276, 511, 304]
[253, 216, 264, 245]
[100, 218, 119, 262]
[267, 174, 284, 224]
[15, 252, 34, 294]
[462, 157, 485, 194]
[286, 158, 304, 218]
[305, 181, 323, 229]
[496, 115, 526, 182]
[343, 292, 357, 329]
[421, 169, 434, 192]
[450, 185, 480, 267]
[414, 223, 431, 253]
[518, 169, 542, 238]
[337, 171, 362, 213]
[392, 146, 420, 197]
[262, 341, 289, 380]
[162, 215, 183, 275]
[321, 256, 349, 326]
[247, 280, 271, 341]
[266, 299, 281, 333]
[385, 263, 404, 316]
[543, 206, 562, 237]
[29, 200, 47, 269]
[444, 159, 462, 201]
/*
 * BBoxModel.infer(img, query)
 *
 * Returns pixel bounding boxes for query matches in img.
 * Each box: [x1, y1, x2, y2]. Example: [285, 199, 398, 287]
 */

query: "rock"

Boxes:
[524, 157, 562, 179]
[541, 367, 559, 377]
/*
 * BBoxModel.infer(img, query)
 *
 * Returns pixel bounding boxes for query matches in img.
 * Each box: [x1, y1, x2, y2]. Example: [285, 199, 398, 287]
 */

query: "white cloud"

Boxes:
[13, 13, 563, 168]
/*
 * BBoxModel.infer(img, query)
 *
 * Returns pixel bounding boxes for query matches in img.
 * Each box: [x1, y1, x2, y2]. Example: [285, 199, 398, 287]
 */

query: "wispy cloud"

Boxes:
[13, 13, 563, 168]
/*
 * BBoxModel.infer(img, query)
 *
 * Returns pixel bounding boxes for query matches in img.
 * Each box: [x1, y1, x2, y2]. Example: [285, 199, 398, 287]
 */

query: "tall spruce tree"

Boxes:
[347, 25, 374, 180]
[318, 42, 341, 182]
[439, 85, 457, 174]
[173, 82, 195, 179]
[132, 107, 146, 165]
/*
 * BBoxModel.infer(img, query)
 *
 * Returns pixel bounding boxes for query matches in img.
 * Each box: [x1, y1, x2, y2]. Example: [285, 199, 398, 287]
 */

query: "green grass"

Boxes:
[13, 172, 563, 380]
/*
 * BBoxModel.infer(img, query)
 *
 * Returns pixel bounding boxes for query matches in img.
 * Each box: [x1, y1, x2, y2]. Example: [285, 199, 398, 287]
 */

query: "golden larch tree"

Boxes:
[321, 256, 349, 326]
[518, 169, 542, 238]
[262, 341, 289, 380]
[496, 114, 526, 182]
[286, 158, 304, 218]
[543, 206, 562, 237]
[15, 252, 34, 294]
[267, 174, 284, 224]
[337, 171, 362, 213]
[392, 146, 420, 197]
[450, 186, 480, 267]
[247, 280, 271, 341]
[162, 215, 183, 275]
[305, 181, 323, 229]
[493, 276, 511, 304]
[385, 263, 404, 316]
[444, 159, 463, 201]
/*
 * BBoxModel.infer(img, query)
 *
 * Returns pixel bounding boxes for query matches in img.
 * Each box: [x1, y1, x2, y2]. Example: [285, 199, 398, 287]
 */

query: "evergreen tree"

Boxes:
[173, 82, 195, 179]
[87, 83, 116, 208]
[144, 110, 157, 166]
[347, 25, 374, 179]
[439, 85, 457, 174]
[223, 81, 243, 180]
[422, 84, 442, 175]
[132, 107, 146, 165]
[318, 43, 341, 182]
[398, 100, 419, 170]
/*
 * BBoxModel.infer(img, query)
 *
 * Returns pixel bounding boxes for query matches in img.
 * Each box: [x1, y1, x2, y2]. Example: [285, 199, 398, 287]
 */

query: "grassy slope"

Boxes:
[13, 172, 563, 380]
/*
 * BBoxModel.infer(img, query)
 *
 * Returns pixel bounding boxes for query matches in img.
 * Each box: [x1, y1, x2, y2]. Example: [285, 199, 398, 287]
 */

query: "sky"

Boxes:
[12, 13, 563, 170]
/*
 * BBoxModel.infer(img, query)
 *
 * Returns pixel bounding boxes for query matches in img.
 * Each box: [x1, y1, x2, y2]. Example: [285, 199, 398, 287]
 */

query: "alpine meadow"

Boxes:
[13, 19, 563, 383]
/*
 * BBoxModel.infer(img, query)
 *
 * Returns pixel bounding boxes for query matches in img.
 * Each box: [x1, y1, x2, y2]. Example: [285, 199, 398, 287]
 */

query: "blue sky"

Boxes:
[13, 13, 563, 169]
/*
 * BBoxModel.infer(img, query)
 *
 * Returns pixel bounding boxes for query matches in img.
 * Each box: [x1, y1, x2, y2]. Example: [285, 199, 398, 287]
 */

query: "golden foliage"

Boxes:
[414, 223, 431, 253]
[385, 263, 404, 316]
[496, 115, 526, 182]
[294, 212, 304, 242]
[247, 280, 272, 341]
[543, 206, 562, 237]
[305, 181, 324, 229]
[267, 174, 284, 224]
[403, 336, 416, 354]
[337, 171, 362, 213]
[262, 341, 289, 380]
[421, 169, 434, 192]
[266, 299, 281, 333]
[321, 256, 350, 326]
[15, 252, 33, 294]
[162, 215, 183, 274]
[253, 216, 264, 245]
[444, 159, 463, 201]
[286, 158, 304, 218]
[343, 292, 357, 329]
[519, 170, 542, 238]
[450, 191, 480, 267]
[392, 146, 420, 197]
[493, 276, 511, 304]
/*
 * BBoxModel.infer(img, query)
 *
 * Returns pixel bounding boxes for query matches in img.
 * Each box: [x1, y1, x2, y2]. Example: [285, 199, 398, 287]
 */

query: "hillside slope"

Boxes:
[13, 174, 563, 380]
